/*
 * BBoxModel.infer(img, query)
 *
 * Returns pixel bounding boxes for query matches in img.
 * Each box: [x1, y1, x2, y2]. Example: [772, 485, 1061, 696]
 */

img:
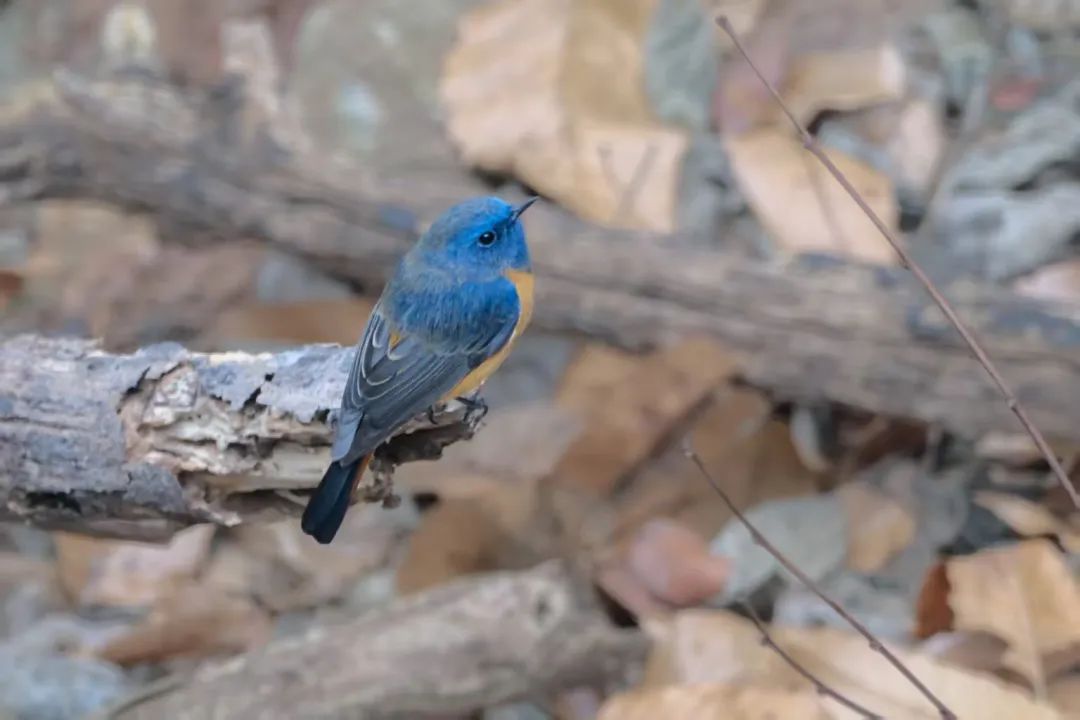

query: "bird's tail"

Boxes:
[301, 454, 371, 544]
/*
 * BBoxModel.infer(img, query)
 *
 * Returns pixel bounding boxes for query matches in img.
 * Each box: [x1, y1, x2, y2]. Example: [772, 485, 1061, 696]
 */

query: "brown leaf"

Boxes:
[624, 518, 730, 608]
[231, 512, 402, 611]
[28, 201, 261, 350]
[715, 0, 904, 134]
[599, 683, 829, 720]
[838, 481, 916, 573]
[54, 525, 216, 609]
[974, 491, 1080, 554]
[97, 582, 271, 666]
[919, 632, 1009, 676]
[394, 494, 518, 595]
[397, 402, 584, 490]
[441, 0, 688, 231]
[204, 298, 377, 346]
[947, 540, 1080, 685]
[397, 474, 620, 596]
[0, 269, 24, 313]
[552, 338, 740, 495]
[782, 42, 905, 126]
[725, 128, 900, 264]
[144, 0, 226, 86]
[713, 9, 795, 134]
[613, 386, 822, 547]
[1049, 674, 1080, 717]
[643, 610, 1062, 719]
[915, 560, 955, 640]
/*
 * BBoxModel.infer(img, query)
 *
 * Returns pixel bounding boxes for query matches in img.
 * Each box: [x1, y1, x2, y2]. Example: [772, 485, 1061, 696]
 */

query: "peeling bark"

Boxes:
[0, 335, 475, 540]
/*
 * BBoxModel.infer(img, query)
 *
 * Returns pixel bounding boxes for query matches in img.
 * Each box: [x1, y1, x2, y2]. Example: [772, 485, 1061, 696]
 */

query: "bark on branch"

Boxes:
[0, 334, 475, 540]
[99, 561, 647, 720]
[4, 73, 1080, 440]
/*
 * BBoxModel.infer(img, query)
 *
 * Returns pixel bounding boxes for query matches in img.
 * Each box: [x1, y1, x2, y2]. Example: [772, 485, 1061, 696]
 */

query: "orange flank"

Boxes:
[445, 269, 534, 399]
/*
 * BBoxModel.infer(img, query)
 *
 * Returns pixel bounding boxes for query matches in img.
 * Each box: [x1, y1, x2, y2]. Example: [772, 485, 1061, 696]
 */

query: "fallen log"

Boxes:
[3, 73, 1080, 440]
[0, 334, 475, 540]
[99, 561, 647, 720]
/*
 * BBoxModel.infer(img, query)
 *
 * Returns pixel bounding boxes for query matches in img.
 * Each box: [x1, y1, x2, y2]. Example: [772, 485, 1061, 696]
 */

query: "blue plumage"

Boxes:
[302, 195, 537, 544]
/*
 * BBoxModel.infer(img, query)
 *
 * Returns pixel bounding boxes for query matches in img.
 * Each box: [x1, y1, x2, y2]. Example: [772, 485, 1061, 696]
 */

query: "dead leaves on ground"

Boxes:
[620, 610, 1063, 719]
[54, 526, 216, 609]
[946, 540, 1080, 686]
[441, 0, 908, 256]
[441, 0, 687, 231]
[552, 337, 740, 495]
[724, 128, 900, 264]
[914, 538, 1080, 712]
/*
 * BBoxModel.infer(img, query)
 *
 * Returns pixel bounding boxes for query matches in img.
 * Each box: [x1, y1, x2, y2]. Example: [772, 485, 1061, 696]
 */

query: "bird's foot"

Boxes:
[456, 394, 489, 425]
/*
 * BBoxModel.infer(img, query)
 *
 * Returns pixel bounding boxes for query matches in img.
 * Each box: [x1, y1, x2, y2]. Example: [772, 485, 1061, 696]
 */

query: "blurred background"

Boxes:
[0, 0, 1078, 718]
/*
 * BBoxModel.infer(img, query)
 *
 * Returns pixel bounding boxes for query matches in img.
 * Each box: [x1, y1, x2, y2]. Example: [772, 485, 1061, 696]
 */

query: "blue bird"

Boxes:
[301, 195, 537, 544]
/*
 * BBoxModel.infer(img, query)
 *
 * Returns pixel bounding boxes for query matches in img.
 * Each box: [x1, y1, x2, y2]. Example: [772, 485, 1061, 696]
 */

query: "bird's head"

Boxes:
[415, 196, 536, 275]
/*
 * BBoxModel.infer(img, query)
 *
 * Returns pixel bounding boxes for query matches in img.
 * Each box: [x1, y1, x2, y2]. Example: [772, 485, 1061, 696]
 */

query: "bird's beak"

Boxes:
[512, 196, 539, 221]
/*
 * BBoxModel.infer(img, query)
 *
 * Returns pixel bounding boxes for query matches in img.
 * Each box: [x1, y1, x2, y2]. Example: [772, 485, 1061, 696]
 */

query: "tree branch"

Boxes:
[4, 73, 1080, 443]
[0, 334, 476, 540]
[97, 561, 647, 720]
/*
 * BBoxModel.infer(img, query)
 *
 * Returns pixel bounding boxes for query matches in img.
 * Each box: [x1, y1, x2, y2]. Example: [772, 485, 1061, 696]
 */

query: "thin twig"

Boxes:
[715, 14, 1080, 512]
[741, 603, 883, 719]
[684, 443, 957, 720]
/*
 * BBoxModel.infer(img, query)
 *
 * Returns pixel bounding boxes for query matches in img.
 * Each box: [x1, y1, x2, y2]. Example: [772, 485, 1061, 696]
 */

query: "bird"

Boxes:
[301, 195, 538, 544]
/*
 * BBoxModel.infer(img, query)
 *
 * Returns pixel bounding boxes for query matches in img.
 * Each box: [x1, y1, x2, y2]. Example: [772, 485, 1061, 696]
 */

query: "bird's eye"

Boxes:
[477, 230, 497, 246]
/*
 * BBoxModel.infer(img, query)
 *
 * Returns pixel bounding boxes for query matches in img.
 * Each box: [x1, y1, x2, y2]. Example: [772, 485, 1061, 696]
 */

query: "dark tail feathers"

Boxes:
[301, 456, 368, 544]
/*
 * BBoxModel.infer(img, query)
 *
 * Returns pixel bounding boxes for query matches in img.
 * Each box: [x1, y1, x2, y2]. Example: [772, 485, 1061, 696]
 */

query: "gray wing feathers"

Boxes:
[330, 303, 474, 464]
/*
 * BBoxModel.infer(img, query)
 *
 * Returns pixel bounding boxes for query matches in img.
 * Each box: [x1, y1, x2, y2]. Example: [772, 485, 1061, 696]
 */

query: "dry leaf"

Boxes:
[441, 0, 688, 231]
[54, 525, 216, 609]
[0, 268, 24, 313]
[97, 582, 271, 666]
[232, 510, 402, 611]
[713, 8, 795, 134]
[621, 518, 730, 610]
[947, 540, 1080, 685]
[725, 128, 900, 264]
[613, 386, 822, 546]
[714, 0, 903, 133]
[1050, 674, 1080, 717]
[975, 491, 1080, 554]
[838, 481, 916, 573]
[398, 402, 584, 490]
[643, 610, 1063, 719]
[204, 298, 377, 346]
[783, 42, 906, 125]
[552, 337, 739, 495]
[919, 632, 1009, 676]
[599, 683, 829, 719]
[1014, 261, 1080, 303]
[914, 560, 954, 640]
[145, 0, 226, 86]
[395, 493, 522, 595]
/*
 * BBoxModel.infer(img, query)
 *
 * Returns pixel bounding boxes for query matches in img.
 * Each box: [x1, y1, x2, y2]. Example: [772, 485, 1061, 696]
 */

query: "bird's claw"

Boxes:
[456, 394, 489, 425]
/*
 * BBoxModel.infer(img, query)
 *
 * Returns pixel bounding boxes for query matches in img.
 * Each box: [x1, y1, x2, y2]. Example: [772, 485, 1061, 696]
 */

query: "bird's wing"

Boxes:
[330, 295, 517, 464]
